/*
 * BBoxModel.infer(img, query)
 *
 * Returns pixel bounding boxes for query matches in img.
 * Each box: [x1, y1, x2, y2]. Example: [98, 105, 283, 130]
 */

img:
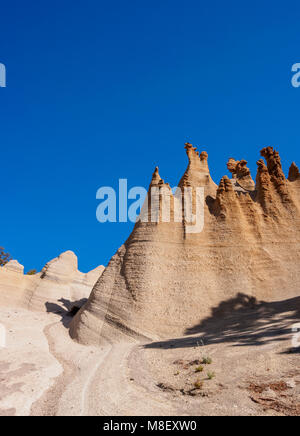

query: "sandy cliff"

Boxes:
[70, 144, 300, 345]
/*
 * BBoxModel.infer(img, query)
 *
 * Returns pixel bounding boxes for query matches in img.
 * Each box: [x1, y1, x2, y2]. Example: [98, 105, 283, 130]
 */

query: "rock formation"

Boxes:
[288, 162, 300, 182]
[227, 158, 255, 191]
[0, 251, 104, 311]
[70, 144, 300, 345]
[3, 259, 24, 274]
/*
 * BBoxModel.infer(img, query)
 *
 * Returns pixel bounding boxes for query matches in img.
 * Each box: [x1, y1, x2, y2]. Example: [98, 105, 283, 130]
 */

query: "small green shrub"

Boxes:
[195, 365, 204, 373]
[201, 356, 212, 365]
[26, 269, 37, 275]
[207, 371, 215, 380]
[0, 247, 11, 266]
[194, 379, 203, 389]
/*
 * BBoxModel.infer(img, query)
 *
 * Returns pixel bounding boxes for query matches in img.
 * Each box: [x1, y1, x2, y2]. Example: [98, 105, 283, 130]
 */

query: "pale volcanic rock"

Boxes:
[0, 261, 30, 307]
[70, 265, 105, 304]
[3, 260, 24, 274]
[40, 251, 78, 283]
[0, 251, 104, 312]
[70, 143, 300, 346]
[178, 143, 217, 195]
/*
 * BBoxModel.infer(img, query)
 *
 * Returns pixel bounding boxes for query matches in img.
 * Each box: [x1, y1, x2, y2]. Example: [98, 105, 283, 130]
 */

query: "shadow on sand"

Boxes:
[144, 293, 300, 351]
[45, 298, 87, 328]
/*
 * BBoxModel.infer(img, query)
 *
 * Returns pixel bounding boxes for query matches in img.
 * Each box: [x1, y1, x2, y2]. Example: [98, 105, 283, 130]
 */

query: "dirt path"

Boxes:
[32, 318, 181, 416]
[81, 341, 181, 416]
[30, 319, 80, 415]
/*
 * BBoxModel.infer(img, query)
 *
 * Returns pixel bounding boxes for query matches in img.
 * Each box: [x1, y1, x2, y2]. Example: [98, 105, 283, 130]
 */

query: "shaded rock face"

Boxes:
[288, 162, 300, 182]
[70, 144, 300, 346]
[0, 251, 104, 311]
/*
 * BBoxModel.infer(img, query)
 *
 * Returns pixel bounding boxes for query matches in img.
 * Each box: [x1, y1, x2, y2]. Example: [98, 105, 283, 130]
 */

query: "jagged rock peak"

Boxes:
[256, 158, 268, 173]
[288, 162, 300, 182]
[184, 142, 209, 169]
[184, 142, 199, 160]
[200, 151, 208, 161]
[214, 176, 237, 218]
[260, 147, 288, 200]
[260, 147, 285, 181]
[183, 142, 210, 176]
[227, 158, 255, 192]
[178, 143, 217, 195]
[256, 158, 271, 191]
[227, 158, 250, 179]
[151, 166, 162, 185]
[255, 159, 272, 208]
[217, 175, 234, 194]
[149, 166, 170, 189]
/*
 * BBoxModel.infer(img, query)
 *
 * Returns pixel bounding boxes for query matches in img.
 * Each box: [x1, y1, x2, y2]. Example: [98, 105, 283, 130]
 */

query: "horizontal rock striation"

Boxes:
[70, 144, 300, 345]
[0, 251, 104, 311]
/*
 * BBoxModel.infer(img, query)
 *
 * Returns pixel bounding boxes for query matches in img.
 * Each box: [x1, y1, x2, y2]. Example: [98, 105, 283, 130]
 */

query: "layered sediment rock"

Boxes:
[0, 251, 104, 311]
[70, 144, 300, 345]
[227, 158, 255, 191]
[3, 260, 24, 274]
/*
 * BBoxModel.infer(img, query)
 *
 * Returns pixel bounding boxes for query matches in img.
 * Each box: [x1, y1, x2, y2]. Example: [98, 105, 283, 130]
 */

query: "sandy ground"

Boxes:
[0, 308, 61, 416]
[0, 304, 299, 416]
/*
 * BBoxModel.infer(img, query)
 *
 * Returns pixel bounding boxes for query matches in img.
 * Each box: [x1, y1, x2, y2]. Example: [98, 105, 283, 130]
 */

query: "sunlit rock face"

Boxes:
[3, 260, 24, 274]
[0, 251, 104, 311]
[70, 144, 300, 345]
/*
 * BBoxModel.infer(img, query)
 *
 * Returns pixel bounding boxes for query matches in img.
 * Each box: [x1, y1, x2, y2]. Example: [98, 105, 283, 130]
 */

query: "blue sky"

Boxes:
[1, 0, 300, 272]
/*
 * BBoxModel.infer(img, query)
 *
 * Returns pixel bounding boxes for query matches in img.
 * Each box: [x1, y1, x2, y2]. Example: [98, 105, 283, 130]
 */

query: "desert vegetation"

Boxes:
[0, 247, 11, 266]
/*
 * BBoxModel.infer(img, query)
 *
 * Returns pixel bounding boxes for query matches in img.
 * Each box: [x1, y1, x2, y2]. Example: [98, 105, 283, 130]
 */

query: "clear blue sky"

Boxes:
[1, 0, 300, 272]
